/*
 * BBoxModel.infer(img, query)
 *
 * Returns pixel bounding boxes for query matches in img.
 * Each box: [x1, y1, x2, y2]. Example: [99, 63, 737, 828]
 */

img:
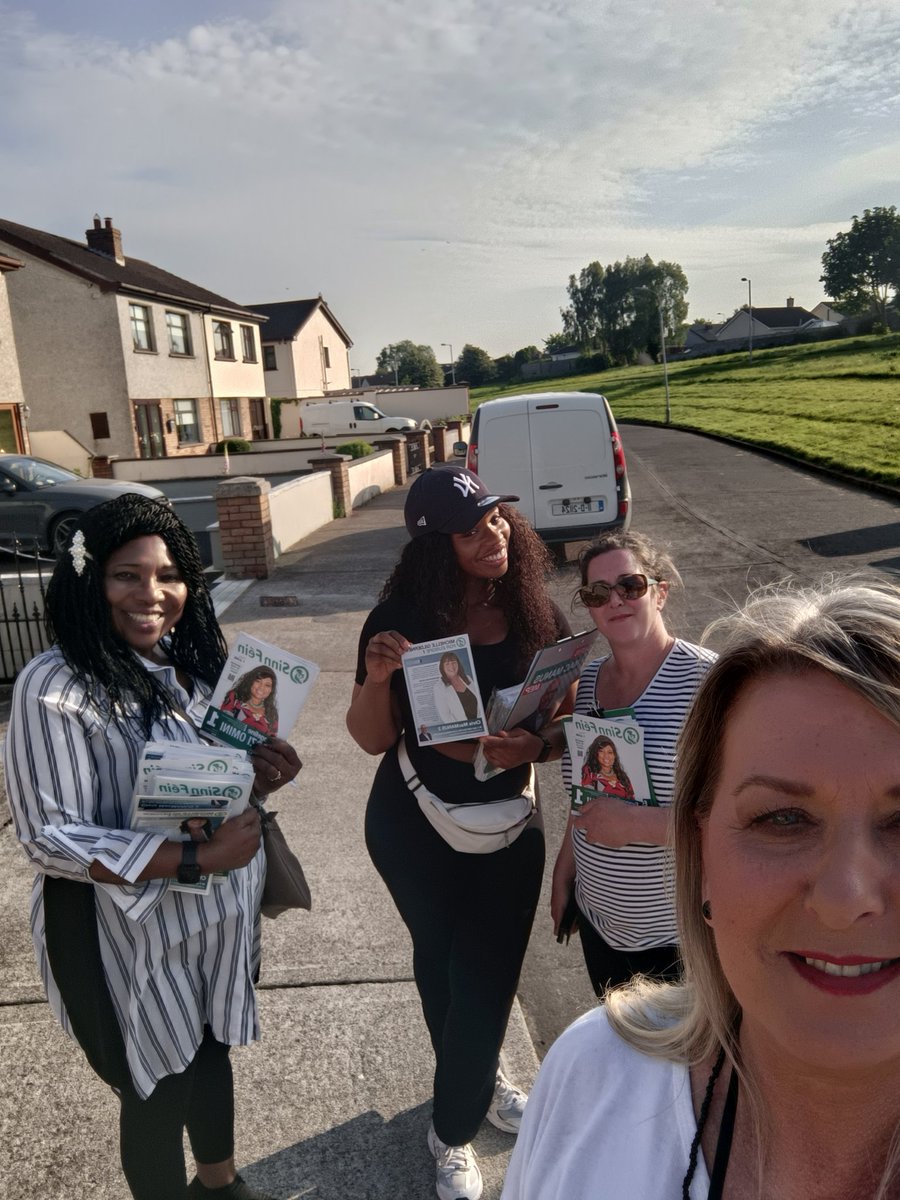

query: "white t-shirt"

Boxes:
[562, 639, 717, 949]
[500, 1006, 709, 1200]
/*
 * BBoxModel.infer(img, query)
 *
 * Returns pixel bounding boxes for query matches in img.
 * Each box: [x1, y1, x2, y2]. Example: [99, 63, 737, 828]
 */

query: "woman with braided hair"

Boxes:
[5, 494, 301, 1200]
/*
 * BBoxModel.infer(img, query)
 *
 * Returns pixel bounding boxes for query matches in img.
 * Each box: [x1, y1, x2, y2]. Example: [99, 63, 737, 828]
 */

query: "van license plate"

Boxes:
[552, 497, 604, 516]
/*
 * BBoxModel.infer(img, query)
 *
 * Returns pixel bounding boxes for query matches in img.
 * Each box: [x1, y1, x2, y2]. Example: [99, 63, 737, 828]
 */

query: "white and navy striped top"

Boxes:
[561, 639, 716, 950]
[4, 646, 264, 1100]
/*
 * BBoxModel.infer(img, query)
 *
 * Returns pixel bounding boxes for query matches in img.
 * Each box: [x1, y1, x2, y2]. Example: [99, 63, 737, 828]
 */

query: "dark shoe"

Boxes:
[187, 1174, 278, 1200]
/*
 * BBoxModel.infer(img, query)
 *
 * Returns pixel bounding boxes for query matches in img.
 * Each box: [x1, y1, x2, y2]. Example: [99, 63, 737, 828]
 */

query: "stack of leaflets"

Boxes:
[563, 710, 657, 811]
[201, 632, 320, 751]
[472, 629, 597, 782]
[130, 742, 255, 894]
[402, 633, 489, 746]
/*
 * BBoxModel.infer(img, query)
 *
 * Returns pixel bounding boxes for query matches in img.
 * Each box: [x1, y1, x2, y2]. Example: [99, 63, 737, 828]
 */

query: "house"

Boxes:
[247, 297, 352, 398]
[810, 302, 845, 323]
[0, 216, 269, 468]
[686, 299, 824, 355]
[0, 254, 28, 453]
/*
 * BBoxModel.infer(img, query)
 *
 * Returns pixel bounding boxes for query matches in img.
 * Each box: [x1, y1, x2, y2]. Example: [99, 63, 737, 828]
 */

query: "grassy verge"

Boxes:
[471, 334, 900, 486]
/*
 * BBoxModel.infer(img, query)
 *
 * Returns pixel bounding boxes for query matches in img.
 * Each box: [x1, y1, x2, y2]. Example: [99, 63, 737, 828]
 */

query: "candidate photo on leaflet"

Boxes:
[221, 665, 280, 737]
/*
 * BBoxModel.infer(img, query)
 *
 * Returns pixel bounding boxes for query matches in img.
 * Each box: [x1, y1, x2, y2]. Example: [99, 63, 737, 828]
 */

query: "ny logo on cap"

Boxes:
[452, 472, 478, 498]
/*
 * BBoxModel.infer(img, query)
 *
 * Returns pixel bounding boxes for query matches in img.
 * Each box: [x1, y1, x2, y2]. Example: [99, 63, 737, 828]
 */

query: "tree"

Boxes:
[513, 345, 541, 367]
[376, 341, 443, 388]
[543, 332, 573, 354]
[821, 207, 900, 325]
[456, 344, 497, 386]
[493, 354, 517, 384]
[558, 255, 689, 363]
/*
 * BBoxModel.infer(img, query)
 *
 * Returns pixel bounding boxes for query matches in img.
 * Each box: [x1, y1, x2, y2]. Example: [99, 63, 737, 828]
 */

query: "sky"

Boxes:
[1, 0, 899, 370]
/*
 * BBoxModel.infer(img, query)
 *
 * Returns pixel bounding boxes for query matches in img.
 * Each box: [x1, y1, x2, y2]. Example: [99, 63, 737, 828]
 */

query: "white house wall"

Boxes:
[291, 308, 351, 395]
[205, 314, 266, 398]
[261, 341, 298, 399]
[116, 295, 210, 400]
[0, 243, 137, 459]
[0, 270, 25, 407]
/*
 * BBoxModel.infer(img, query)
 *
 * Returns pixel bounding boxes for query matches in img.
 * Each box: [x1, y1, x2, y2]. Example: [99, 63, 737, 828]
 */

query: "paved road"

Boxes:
[519, 422, 900, 1056]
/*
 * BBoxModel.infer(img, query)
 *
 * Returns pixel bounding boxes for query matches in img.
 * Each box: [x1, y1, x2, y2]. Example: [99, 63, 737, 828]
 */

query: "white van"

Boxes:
[301, 399, 418, 437]
[462, 392, 631, 543]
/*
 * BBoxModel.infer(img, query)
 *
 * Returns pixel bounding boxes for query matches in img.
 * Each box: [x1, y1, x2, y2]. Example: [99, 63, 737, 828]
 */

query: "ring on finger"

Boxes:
[269, 769, 282, 783]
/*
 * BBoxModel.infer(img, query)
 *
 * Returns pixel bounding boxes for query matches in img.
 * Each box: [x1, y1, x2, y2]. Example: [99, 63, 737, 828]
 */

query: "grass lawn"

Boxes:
[471, 334, 900, 486]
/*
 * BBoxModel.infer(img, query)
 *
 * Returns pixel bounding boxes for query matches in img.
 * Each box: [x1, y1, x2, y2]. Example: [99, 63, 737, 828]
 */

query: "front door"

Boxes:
[249, 398, 268, 441]
[135, 403, 166, 459]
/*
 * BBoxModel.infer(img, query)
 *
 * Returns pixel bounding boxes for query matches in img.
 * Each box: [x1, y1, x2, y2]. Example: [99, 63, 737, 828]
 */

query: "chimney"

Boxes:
[85, 216, 124, 265]
[786, 296, 794, 308]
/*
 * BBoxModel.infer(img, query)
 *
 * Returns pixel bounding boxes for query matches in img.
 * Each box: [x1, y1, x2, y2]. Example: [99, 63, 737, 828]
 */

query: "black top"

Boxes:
[355, 591, 571, 803]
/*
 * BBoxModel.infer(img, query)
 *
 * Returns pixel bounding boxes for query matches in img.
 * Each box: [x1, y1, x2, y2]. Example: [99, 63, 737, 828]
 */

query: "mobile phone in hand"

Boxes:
[556, 892, 580, 944]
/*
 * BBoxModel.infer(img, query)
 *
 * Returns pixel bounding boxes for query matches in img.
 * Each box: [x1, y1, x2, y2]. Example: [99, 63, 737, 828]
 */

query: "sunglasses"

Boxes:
[577, 573, 659, 608]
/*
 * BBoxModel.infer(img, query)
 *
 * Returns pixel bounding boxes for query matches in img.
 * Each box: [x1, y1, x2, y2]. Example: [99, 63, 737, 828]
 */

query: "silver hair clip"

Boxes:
[69, 530, 91, 576]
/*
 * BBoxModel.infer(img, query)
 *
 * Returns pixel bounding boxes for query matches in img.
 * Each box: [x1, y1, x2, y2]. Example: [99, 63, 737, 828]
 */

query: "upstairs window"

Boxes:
[130, 303, 155, 351]
[213, 321, 235, 360]
[241, 325, 257, 362]
[166, 311, 193, 356]
[322, 345, 331, 369]
[263, 345, 277, 371]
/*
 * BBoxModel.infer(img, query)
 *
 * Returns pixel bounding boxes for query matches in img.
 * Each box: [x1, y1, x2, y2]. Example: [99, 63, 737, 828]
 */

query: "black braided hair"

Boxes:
[378, 503, 558, 672]
[44, 494, 227, 733]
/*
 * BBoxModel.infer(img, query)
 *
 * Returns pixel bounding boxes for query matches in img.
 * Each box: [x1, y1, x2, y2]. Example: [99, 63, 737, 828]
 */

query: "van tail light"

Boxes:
[467, 442, 478, 473]
[610, 430, 626, 480]
[619, 495, 630, 520]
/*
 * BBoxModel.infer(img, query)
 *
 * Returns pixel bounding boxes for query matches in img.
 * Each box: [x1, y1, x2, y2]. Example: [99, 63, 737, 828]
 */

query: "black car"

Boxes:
[0, 455, 170, 557]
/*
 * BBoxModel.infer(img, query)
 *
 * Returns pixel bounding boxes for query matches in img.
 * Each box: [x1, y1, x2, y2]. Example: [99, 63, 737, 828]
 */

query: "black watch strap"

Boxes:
[535, 733, 553, 763]
[177, 839, 202, 885]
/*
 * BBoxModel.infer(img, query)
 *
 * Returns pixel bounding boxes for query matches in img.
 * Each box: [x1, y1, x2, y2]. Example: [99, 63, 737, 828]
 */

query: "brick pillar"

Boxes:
[405, 428, 432, 471]
[215, 476, 275, 579]
[308, 452, 352, 517]
[431, 425, 452, 463]
[91, 456, 114, 479]
[374, 436, 408, 485]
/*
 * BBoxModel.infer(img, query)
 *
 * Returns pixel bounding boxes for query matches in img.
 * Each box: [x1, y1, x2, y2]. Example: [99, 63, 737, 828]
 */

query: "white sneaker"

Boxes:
[427, 1122, 483, 1200]
[486, 1070, 528, 1134]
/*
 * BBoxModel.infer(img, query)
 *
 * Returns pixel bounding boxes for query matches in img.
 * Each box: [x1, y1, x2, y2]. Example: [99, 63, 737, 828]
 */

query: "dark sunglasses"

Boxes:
[577, 573, 659, 608]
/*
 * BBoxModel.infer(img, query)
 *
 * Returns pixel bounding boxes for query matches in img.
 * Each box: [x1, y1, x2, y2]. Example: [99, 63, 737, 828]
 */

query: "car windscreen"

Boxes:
[0, 457, 79, 488]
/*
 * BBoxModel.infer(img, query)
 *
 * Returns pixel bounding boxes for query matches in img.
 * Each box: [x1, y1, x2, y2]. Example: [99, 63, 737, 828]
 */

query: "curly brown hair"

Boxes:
[379, 503, 558, 671]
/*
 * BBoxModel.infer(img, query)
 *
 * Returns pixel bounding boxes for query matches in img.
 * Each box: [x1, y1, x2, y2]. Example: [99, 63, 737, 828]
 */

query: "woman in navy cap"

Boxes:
[347, 465, 573, 1200]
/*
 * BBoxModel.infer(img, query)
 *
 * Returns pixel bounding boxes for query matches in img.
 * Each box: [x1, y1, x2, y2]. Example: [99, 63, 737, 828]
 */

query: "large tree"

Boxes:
[376, 341, 443, 388]
[456, 344, 497, 386]
[821, 206, 900, 324]
[559, 255, 689, 363]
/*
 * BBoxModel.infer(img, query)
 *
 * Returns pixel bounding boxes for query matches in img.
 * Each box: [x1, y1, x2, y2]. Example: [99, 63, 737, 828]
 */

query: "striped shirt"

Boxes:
[561, 639, 716, 950]
[4, 646, 264, 1100]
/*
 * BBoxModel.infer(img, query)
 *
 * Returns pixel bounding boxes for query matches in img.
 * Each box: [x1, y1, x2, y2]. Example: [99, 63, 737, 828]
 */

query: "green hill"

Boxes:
[471, 334, 900, 486]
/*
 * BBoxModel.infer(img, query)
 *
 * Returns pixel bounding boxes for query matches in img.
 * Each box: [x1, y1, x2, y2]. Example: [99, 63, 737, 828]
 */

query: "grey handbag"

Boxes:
[255, 801, 312, 918]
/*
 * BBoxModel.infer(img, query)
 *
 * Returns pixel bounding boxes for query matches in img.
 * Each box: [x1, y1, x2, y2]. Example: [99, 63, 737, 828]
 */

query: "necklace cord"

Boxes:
[682, 1047, 726, 1199]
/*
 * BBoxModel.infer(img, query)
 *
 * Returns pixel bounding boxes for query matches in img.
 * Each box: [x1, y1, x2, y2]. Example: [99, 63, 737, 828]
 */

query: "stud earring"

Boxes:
[701, 900, 712, 921]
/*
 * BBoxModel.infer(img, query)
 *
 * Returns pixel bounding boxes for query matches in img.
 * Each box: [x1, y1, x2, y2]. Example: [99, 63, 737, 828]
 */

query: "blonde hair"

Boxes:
[605, 574, 900, 1196]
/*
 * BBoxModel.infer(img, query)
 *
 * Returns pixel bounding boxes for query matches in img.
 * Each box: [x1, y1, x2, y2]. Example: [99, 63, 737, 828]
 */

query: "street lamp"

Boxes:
[441, 342, 456, 386]
[741, 276, 753, 363]
[638, 289, 670, 425]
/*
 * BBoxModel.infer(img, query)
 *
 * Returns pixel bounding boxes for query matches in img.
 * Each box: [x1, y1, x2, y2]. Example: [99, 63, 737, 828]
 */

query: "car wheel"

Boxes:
[50, 512, 81, 559]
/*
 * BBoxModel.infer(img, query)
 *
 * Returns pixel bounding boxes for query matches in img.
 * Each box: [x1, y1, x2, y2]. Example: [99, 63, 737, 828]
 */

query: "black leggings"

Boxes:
[365, 750, 545, 1146]
[43, 876, 234, 1200]
[577, 906, 681, 996]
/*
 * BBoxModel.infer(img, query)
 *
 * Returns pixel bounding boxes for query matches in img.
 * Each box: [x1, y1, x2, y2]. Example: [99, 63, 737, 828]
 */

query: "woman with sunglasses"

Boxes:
[551, 530, 716, 996]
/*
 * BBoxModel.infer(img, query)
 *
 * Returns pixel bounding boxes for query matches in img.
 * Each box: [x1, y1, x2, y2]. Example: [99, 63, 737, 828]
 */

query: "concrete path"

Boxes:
[0, 484, 547, 1200]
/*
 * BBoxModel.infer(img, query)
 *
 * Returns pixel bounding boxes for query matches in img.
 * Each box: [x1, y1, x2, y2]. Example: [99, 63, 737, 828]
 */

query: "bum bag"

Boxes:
[397, 739, 535, 854]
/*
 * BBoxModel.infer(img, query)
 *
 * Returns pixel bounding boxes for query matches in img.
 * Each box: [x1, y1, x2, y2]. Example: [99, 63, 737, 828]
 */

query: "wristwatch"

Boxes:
[534, 733, 553, 764]
[177, 840, 202, 885]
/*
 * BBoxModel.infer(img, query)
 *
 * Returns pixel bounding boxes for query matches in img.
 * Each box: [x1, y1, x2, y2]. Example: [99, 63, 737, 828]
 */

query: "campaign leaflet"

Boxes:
[563, 710, 658, 813]
[401, 633, 489, 746]
[130, 771, 254, 895]
[472, 628, 597, 782]
[200, 633, 320, 751]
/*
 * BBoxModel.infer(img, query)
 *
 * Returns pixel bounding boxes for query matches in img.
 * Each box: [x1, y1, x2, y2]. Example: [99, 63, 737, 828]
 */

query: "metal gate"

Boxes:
[0, 541, 51, 682]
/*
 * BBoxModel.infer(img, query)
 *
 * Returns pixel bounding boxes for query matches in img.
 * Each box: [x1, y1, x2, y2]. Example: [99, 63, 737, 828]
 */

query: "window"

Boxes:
[166, 311, 193, 356]
[354, 405, 381, 421]
[173, 399, 200, 444]
[241, 325, 257, 362]
[263, 345, 277, 371]
[322, 345, 331, 369]
[213, 321, 235, 360]
[220, 398, 241, 438]
[130, 303, 155, 351]
[90, 412, 111, 439]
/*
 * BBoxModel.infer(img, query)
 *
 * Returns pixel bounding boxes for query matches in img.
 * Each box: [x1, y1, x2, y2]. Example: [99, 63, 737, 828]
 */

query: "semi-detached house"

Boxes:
[0, 215, 269, 472]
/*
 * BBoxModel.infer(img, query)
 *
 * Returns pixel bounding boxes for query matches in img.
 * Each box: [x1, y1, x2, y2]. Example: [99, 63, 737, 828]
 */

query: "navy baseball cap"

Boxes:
[404, 466, 519, 538]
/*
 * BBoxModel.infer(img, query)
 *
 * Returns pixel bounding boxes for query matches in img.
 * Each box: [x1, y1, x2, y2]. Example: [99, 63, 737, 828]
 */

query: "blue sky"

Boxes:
[2, 0, 898, 369]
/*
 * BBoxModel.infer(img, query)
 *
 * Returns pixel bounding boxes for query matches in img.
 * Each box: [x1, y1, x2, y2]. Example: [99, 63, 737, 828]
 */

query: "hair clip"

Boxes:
[69, 530, 91, 576]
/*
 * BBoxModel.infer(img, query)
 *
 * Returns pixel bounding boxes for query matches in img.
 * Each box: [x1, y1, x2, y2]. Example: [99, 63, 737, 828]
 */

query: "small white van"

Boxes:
[462, 392, 631, 543]
[301, 399, 419, 437]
